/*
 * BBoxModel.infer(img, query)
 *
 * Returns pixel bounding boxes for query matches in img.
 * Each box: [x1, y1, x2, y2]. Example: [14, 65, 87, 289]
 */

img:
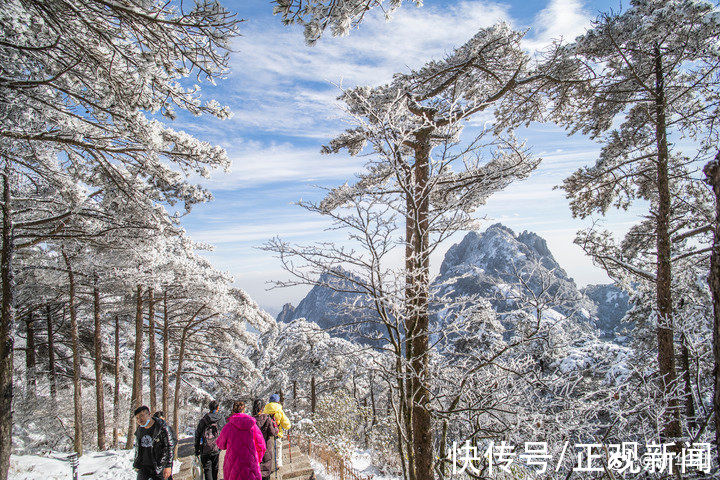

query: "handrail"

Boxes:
[292, 433, 374, 480]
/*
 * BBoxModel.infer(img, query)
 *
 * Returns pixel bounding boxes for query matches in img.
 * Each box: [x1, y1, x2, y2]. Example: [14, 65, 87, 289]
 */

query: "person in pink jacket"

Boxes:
[216, 401, 267, 480]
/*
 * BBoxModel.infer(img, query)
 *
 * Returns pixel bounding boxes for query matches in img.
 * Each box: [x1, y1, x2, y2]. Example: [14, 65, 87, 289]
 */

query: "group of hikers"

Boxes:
[131, 394, 292, 480]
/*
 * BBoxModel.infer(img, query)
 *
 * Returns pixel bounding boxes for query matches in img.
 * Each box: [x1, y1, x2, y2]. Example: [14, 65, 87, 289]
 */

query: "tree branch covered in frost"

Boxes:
[0, 0, 240, 211]
[271, 0, 421, 45]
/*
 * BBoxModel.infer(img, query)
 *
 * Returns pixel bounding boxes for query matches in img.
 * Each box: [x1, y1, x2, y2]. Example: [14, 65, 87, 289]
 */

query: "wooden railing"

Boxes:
[291, 432, 374, 480]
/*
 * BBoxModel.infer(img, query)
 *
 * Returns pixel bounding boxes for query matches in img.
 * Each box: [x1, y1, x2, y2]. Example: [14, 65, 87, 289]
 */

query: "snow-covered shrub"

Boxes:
[306, 390, 371, 455]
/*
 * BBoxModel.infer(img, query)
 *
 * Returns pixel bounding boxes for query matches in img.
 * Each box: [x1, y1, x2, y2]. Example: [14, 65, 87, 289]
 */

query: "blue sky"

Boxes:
[175, 0, 646, 315]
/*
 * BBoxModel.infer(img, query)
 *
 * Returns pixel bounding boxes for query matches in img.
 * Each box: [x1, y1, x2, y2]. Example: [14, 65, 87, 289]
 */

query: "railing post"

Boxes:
[68, 452, 79, 480]
[288, 430, 292, 463]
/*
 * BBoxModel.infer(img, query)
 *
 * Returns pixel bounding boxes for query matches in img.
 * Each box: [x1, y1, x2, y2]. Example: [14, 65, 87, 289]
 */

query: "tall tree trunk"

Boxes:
[362, 397, 369, 446]
[653, 46, 680, 440]
[398, 350, 414, 480]
[293, 380, 297, 408]
[0, 170, 15, 480]
[352, 373, 357, 402]
[369, 372, 376, 426]
[162, 291, 169, 418]
[703, 154, 720, 467]
[393, 379, 409, 480]
[93, 276, 106, 450]
[680, 334, 696, 430]
[126, 285, 143, 449]
[172, 327, 188, 448]
[148, 287, 156, 413]
[46, 304, 57, 405]
[25, 309, 36, 400]
[62, 249, 83, 456]
[113, 315, 120, 449]
[404, 172, 417, 480]
[402, 130, 432, 480]
[410, 132, 433, 480]
[311, 376, 316, 413]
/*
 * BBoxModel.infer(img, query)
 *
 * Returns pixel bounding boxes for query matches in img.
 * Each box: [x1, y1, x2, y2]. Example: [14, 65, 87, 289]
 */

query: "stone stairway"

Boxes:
[173, 437, 314, 480]
[277, 442, 314, 480]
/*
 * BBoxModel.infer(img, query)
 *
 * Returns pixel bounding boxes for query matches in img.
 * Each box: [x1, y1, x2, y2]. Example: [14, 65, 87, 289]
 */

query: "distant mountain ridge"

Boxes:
[278, 223, 631, 343]
[283, 269, 385, 344]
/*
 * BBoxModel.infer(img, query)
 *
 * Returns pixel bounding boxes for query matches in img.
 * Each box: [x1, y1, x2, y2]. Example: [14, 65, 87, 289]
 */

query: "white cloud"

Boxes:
[234, 1, 511, 85]
[225, 1, 512, 137]
[524, 0, 593, 51]
[190, 218, 334, 243]
[218, 0, 595, 143]
[200, 141, 366, 190]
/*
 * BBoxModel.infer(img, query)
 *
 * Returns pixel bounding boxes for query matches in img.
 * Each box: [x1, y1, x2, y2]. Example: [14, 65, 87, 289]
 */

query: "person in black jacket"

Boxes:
[132, 405, 175, 480]
[153, 411, 177, 446]
[252, 399, 279, 480]
[194, 400, 224, 480]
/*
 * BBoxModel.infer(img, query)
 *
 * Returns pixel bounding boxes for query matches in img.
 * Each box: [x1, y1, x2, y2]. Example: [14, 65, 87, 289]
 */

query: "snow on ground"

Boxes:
[349, 449, 400, 480]
[308, 449, 399, 480]
[9, 450, 181, 480]
[309, 458, 334, 480]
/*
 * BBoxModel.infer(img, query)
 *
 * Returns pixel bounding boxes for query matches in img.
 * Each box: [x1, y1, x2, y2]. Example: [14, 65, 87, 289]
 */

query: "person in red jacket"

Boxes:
[217, 400, 266, 480]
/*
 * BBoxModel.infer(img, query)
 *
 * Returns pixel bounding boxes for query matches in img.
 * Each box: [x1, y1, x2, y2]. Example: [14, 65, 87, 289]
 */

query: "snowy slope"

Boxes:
[9, 450, 181, 480]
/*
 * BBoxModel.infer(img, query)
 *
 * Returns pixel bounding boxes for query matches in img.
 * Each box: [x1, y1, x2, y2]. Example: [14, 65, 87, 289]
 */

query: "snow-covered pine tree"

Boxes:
[536, 0, 720, 441]
[0, 0, 238, 474]
[266, 23, 544, 480]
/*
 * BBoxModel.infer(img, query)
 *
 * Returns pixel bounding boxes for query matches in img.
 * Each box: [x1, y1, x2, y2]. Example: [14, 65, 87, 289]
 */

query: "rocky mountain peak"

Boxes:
[517, 230, 552, 260]
[439, 223, 568, 281]
[276, 303, 295, 323]
[282, 223, 630, 345]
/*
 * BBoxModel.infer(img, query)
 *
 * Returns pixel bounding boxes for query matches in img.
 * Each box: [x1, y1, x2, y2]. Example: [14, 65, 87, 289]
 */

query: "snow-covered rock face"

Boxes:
[436, 224, 632, 339]
[276, 303, 296, 323]
[435, 223, 586, 321]
[440, 225, 567, 279]
[581, 284, 631, 338]
[279, 270, 384, 345]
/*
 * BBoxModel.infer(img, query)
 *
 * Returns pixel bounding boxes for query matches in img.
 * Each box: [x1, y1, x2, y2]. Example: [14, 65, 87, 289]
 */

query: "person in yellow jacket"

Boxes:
[262, 394, 291, 467]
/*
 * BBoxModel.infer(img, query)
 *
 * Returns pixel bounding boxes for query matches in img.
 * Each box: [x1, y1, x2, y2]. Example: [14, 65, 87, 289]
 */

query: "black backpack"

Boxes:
[201, 421, 220, 455]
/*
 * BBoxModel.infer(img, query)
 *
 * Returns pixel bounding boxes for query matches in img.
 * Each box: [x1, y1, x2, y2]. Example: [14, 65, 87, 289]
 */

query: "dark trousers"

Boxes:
[136, 467, 172, 480]
[201, 453, 220, 480]
[137, 467, 162, 480]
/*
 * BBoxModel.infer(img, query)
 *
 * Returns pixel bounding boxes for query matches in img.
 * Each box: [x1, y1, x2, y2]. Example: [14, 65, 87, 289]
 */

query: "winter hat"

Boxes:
[269, 393, 280, 403]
